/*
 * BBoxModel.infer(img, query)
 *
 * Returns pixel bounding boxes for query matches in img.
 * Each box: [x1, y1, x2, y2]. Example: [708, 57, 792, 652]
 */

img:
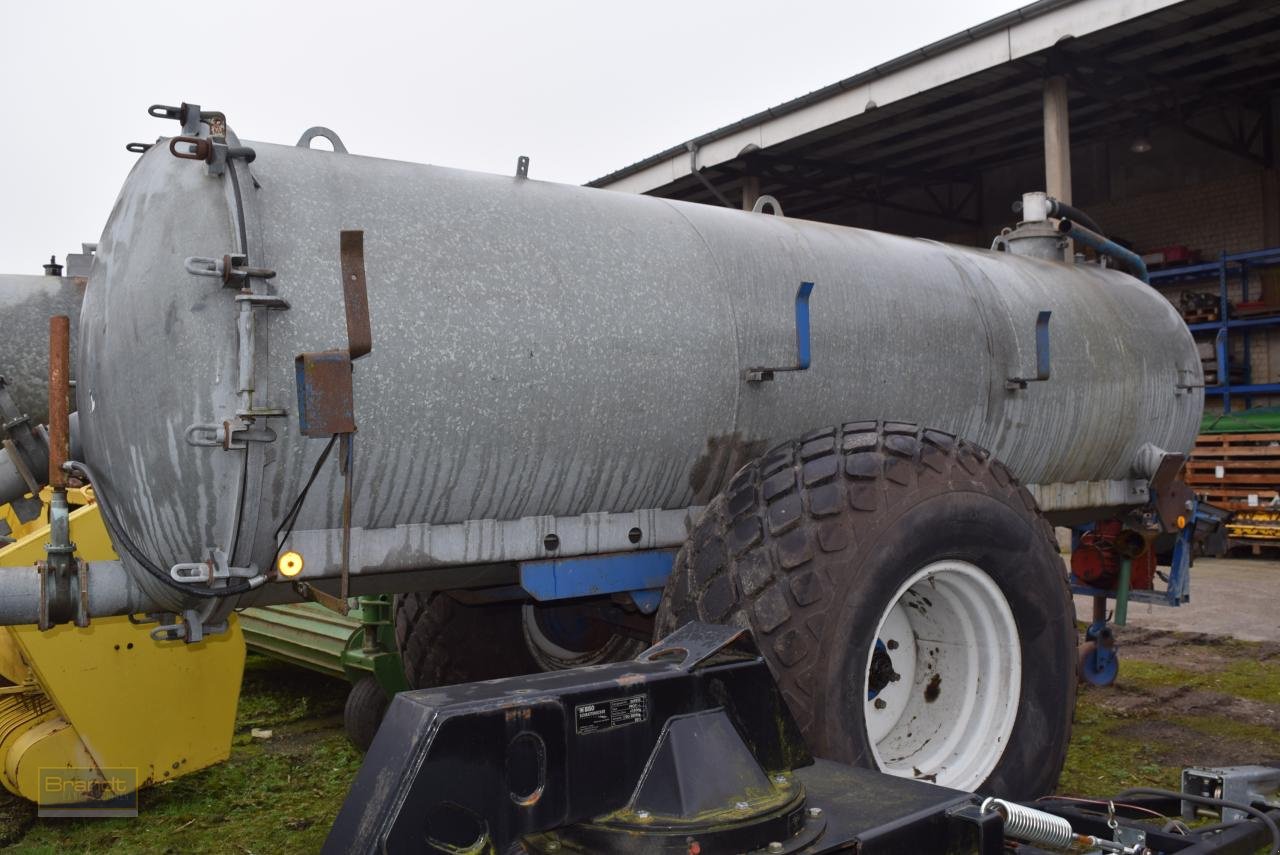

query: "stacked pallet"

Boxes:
[1186, 432, 1280, 549]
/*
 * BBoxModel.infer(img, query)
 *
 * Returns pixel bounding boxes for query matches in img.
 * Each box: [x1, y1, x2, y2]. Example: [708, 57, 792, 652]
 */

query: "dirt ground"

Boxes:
[1060, 625, 1280, 795]
[0, 624, 1276, 852]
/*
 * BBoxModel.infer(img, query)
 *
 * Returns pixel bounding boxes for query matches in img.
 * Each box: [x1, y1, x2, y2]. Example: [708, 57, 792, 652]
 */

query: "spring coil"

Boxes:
[981, 797, 1076, 850]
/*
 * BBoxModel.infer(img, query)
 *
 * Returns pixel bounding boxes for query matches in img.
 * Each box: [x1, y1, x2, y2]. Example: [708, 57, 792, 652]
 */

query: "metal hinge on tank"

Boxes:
[150, 103, 257, 177]
[137, 102, 286, 642]
[144, 104, 294, 444]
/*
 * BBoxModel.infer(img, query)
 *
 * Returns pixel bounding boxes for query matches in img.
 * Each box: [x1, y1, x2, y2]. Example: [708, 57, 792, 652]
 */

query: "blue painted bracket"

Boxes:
[519, 550, 676, 614]
[747, 281, 814, 382]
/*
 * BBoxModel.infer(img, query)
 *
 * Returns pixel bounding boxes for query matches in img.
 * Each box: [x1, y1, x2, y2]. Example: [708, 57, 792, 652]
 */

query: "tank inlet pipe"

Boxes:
[0, 560, 164, 625]
[1057, 219, 1149, 283]
[980, 798, 1131, 853]
[1045, 197, 1105, 235]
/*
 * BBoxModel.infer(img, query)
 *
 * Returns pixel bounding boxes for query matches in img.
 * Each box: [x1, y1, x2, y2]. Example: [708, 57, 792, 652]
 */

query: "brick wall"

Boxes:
[1088, 171, 1266, 257]
[1088, 171, 1277, 413]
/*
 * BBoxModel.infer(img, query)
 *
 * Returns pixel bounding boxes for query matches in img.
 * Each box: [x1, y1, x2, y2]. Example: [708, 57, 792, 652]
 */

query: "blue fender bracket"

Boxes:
[747, 281, 814, 382]
[519, 550, 676, 613]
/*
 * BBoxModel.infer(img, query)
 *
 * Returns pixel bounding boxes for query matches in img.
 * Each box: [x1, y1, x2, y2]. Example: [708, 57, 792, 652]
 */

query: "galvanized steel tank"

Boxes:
[79, 130, 1202, 613]
[1, 274, 83, 425]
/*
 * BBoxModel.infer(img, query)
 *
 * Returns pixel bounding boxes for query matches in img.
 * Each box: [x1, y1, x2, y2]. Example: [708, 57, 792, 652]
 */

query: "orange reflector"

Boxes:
[1176, 515, 1187, 530]
[277, 550, 304, 577]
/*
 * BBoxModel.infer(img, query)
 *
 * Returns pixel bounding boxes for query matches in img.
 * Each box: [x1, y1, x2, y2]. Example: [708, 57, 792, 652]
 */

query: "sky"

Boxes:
[0, 0, 1027, 274]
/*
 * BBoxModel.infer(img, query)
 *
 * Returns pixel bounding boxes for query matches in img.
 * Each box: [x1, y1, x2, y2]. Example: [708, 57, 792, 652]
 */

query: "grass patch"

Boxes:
[1059, 688, 1180, 795]
[1, 655, 361, 854]
[1119, 658, 1280, 705]
[1060, 685, 1280, 797]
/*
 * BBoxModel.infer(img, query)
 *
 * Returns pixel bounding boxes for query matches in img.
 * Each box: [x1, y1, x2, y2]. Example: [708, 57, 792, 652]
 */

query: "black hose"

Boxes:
[66, 460, 253, 599]
[1115, 787, 1280, 855]
[1046, 197, 1104, 235]
[270, 434, 338, 575]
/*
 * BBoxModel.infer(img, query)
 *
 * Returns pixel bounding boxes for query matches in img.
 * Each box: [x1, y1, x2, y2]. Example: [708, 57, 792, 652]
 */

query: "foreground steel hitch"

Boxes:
[327, 622, 1280, 855]
[326, 622, 998, 855]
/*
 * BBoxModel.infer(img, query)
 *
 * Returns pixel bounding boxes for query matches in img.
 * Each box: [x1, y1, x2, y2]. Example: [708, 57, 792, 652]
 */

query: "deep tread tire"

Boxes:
[654, 421, 1076, 799]
[393, 591, 538, 689]
[520, 603, 647, 671]
[343, 676, 389, 752]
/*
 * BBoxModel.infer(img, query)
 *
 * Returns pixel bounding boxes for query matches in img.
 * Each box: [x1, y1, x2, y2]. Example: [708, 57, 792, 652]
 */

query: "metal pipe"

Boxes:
[0, 413, 81, 506]
[1114, 558, 1132, 626]
[1058, 219, 1150, 283]
[47, 316, 69, 490]
[1045, 197, 1103, 235]
[0, 561, 162, 625]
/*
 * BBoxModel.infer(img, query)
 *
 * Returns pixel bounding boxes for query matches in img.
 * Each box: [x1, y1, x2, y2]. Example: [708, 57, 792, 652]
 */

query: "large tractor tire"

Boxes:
[520, 602, 646, 671]
[654, 421, 1076, 799]
[393, 592, 539, 689]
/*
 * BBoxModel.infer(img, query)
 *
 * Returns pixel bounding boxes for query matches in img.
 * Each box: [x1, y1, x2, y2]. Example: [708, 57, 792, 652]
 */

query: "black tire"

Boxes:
[520, 602, 647, 671]
[393, 591, 539, 689]
[654, 421, 1076, 799]
[343, 676, 389, 752]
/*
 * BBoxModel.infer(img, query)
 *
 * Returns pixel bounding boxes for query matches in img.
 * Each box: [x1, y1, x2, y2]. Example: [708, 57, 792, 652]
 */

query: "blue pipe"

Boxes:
[1058, 219, 1149, 283]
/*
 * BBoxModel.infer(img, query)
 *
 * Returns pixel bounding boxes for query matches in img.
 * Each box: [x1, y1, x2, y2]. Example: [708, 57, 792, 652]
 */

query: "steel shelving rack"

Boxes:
[1148, 247, 1280, 412]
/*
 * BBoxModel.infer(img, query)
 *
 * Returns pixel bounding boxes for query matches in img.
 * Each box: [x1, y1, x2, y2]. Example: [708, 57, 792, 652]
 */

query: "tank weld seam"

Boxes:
[662, 200, 742, 437]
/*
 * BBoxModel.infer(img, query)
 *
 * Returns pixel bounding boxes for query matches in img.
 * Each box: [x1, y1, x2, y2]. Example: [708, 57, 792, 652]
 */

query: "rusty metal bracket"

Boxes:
[292, 580, 350, 614]
[339, 230, 373, 360]
[288, 230, 375, 617]
[295, 353, 356, 437]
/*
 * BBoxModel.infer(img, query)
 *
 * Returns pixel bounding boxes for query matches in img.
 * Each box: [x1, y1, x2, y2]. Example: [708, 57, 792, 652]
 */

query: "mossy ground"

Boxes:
[1, 630, 1277, 852]
[1059, 627, 1280, 796]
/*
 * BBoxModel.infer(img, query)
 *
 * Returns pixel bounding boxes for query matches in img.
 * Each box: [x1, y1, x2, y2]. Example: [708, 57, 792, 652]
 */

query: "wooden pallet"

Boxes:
[1187, 432, 1280, 511]
[1182, 309, 1220, 324]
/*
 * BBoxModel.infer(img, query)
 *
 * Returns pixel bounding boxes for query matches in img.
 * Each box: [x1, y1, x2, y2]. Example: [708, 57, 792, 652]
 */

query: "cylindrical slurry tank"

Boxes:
[0, 274, 82, 425]
[75, 132, 1201, 616]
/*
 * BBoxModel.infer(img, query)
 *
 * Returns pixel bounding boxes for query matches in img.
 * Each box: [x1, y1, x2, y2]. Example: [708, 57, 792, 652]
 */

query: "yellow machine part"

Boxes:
[1227, 508, 1280, 542]
[0, 494, 245, 802]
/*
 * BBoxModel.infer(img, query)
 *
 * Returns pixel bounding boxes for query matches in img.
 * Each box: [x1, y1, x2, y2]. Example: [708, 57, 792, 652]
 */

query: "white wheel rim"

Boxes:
[863, 560, 1021, 792]
[522, 604, 589, 663]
